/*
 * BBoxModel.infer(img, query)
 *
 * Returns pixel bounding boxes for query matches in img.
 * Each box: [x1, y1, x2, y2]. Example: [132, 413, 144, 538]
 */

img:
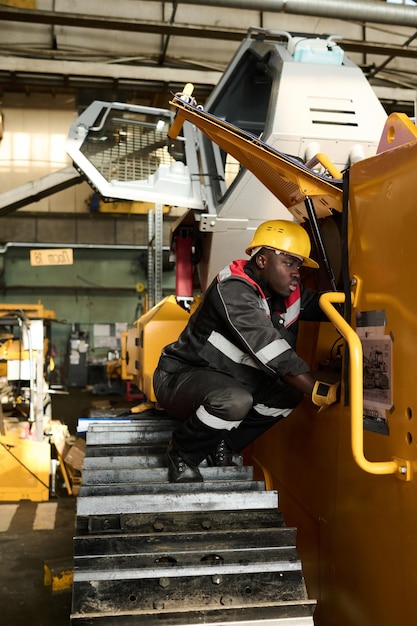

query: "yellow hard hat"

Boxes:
[245, 220, 319, 269]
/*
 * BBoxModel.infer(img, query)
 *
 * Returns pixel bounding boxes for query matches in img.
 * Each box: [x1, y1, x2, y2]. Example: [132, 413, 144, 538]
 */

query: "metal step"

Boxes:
[85, 445, 167, 459]
[77, 489, 279, 516]
[74, 527, 299, 557]
[74, 547, 303, 580]
[83, 451, 243, 468]
[71, 419, 315, 625]
[71, 570, 315, 624]
[81, 465, 251, 485]
[86, 427, 173, 446]
[78, 479, 266, 497]
[77, 508, 287, 535]
[73, 528, 302, 580]
[86, 418, 178, 431]
[85, 420, 178, 437]
[87, 418, 177, 428]
[71, 604, 316, 626]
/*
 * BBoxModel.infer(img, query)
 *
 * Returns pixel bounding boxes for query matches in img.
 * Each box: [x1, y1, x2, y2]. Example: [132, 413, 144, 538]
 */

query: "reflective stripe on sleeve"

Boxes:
[208, 331, 261, 369]
[254, 337, 292, 365]
[208, 330, 291, 369]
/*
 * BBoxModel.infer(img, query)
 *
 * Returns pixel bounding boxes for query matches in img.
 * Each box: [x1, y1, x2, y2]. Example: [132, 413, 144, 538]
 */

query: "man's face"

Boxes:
[257, 249, 302, 297]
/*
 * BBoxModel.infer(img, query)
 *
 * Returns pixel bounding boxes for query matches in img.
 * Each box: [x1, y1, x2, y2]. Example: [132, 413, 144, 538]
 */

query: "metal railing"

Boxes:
[319, 292, 411, 481]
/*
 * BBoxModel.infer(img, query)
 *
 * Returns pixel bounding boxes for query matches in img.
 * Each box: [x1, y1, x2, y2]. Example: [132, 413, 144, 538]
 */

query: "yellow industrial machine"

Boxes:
[66, 29, 417, 626]
[0, 302, 55, 501]
[162, 92, 417, 626]
[125, 295, 190, 402]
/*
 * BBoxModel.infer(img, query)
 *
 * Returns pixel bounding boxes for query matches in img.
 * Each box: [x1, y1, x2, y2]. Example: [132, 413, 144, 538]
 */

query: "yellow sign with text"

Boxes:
[30, 249, 74, 267]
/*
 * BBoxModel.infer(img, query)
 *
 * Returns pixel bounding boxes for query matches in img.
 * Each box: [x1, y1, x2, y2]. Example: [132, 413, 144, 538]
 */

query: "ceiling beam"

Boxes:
[0, 56, 222, 87]
[335, 38, 417, 60]
[0, 6, 244, 40]
[3, 1, 417, 31]
[169, 0, 417, 27]
[2, 6, 417, 60]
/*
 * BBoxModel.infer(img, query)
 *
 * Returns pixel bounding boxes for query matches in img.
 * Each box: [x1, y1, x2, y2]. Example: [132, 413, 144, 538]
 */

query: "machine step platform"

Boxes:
[71, 413, 315, 625]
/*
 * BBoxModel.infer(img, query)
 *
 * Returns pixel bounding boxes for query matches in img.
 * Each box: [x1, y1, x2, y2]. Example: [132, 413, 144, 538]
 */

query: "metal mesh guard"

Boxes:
[80, 108, 176, 183]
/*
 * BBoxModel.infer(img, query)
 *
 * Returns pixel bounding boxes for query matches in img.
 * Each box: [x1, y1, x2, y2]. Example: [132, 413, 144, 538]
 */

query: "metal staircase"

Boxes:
[71, 412, 316, 625]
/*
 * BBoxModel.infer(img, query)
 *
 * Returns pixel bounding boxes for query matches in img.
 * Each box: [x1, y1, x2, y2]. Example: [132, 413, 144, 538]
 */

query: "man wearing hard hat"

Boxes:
[153, 219, 340, 483]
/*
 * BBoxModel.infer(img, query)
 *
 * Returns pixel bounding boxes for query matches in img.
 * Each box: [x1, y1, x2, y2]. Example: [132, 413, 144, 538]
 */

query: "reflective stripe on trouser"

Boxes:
[196, 404, 243, 430]
[153, 368, 253, 425]
[153, 367, 303, 458]
[224, 376, 303, 451]
[170, 413, 217, 466]
[225, 406, 293, 452]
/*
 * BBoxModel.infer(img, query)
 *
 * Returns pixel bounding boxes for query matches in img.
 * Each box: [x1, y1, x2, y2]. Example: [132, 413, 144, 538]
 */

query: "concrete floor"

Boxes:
[0, 497, 76, 626]
[0, 387, 134, 626]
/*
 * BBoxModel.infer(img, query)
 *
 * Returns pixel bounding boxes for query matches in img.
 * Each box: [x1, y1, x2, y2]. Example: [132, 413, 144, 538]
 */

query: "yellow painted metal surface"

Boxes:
[251, 116, 417, 625]
[320, 291, 408, 478]
[377, 111, 417, 153]
[0, 434, 50, 501]
[163, 104, 417, 624]
[127, 295, 189, 401]
[0, 0, 36, 7]
[169, 96, 343, 221]
[44, 558, 73, 593]
[0, 338, 47, 360]
[120, 331, 134, 381]
[0, 302, 56, 320]
[97, 199, 171, 214]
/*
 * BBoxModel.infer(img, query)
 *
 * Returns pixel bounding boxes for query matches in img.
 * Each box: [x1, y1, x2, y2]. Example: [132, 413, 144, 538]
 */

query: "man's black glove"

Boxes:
[311, 380, 340, 410]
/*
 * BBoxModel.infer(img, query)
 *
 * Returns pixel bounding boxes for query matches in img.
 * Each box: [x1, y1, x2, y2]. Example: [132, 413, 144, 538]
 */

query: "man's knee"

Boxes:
[205, 386, 253, 421]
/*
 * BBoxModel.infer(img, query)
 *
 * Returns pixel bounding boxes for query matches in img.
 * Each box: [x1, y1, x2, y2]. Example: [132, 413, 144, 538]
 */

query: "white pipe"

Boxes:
[177, 0, 417, 28]
[0, 242, 170, 255]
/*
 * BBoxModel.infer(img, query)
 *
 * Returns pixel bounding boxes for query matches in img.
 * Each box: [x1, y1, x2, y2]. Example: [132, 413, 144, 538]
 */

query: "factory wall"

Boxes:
[0, 93, 179, 386]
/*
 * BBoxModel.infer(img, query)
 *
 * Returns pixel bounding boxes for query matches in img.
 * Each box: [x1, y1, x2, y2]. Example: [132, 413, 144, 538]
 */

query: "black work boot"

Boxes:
[166, 440, 203, 483]
[167, 413, 225, 482]
[206, 439, 234, 467]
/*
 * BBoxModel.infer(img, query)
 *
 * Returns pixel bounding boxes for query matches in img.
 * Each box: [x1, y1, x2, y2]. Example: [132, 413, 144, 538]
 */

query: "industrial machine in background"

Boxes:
[66, 29, 417, 626]
[0, 302, 97, 501]
[0, 303, 56, 501]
